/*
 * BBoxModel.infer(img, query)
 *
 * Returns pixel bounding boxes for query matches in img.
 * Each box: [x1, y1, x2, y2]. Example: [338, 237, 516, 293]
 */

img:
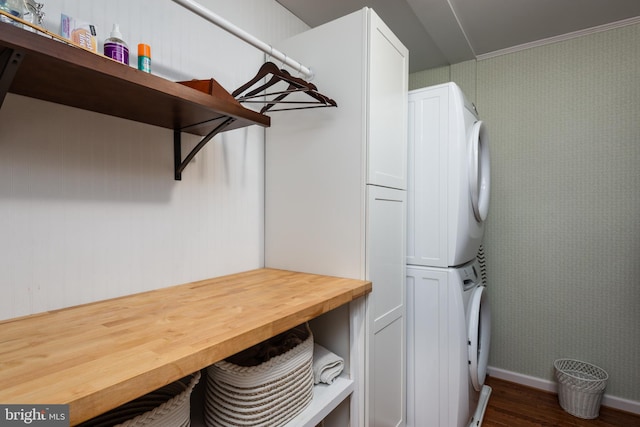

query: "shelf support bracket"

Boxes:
[174, 117, 237, 180]
[0, 48, 24, 109]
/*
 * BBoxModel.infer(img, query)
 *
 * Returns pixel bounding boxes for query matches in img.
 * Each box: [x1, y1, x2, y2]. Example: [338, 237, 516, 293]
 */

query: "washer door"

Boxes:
[468, 285, 491, 391]
[469, 120, 490, 222]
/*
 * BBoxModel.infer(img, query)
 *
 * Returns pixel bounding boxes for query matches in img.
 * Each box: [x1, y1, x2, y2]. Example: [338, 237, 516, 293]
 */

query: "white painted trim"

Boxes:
[487, 366, 640, 415]
[488, 366, 556, 392]
[477, 16, 640, 61]
[350, 297, 368, 427]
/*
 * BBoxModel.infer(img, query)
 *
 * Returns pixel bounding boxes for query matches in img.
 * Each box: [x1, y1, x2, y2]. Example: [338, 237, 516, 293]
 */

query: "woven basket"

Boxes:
[78, 371, 200, 427]
[205, 324, 313, 426]
[554, 359, 608, 419]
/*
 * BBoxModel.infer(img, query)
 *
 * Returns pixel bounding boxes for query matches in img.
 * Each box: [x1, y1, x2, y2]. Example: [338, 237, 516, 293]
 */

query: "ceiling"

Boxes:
[276, 0, 640, 73]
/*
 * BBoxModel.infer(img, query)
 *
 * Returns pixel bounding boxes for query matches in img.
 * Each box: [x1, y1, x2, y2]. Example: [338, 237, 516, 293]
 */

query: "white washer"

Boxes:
[407, 82, 490, 268]
[406, 259, 492, 427]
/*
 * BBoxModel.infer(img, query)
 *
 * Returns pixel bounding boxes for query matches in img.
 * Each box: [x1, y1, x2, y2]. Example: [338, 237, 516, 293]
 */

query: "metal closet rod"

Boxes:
[171, 0, 314, 79]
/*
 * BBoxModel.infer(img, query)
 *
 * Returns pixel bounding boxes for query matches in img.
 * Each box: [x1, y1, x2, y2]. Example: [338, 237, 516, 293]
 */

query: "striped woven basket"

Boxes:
[205, 324, 314, 426]
[78, 371, 201, 427]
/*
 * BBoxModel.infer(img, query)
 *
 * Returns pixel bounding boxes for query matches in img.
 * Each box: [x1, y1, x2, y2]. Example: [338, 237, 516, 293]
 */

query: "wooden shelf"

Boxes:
[0, 22, 269, 135]
[0, 22, 271, 179]
[0, 268, 371, 425]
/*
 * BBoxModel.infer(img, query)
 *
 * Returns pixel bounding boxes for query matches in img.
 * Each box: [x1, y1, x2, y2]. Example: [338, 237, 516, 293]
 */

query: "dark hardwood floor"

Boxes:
[483, 376, 640, 427]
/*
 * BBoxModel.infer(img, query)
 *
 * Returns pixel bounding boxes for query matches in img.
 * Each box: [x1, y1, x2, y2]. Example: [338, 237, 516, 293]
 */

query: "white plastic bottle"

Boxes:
[104, 24, 129, 65]
[20, 0, 34, 30]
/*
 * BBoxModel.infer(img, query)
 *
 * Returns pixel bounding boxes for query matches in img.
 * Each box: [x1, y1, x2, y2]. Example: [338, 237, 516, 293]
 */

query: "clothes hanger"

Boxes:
[233, 61, 337, 112]
[276, 69, 337, 107]
[242, 73, 282, 98]
[231, 61, 283, 97]
[257, 84, 337, 113]
[237, 65, 313, 98]
[237, 81, 336, 112]
[240, 69, 335, 106]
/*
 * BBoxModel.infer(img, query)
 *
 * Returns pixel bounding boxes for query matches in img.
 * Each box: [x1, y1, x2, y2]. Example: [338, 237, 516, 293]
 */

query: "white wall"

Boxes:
[0, 0, 309, 320]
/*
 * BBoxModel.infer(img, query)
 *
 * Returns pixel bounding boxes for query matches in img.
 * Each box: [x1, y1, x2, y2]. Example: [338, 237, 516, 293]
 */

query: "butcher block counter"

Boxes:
[0, 268, 371, 425]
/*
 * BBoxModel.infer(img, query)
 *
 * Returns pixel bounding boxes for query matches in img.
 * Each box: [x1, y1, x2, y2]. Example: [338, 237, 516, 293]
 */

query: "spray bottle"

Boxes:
[138, 43, 151, 73]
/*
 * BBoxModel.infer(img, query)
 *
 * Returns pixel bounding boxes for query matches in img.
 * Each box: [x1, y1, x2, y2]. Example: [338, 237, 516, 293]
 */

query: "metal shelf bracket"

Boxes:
[174, 116, 236, 180]
[0, 47, 24, 108]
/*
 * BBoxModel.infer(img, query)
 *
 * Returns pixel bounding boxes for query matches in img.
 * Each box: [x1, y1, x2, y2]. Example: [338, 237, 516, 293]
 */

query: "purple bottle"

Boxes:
[104, 24, 129, 65]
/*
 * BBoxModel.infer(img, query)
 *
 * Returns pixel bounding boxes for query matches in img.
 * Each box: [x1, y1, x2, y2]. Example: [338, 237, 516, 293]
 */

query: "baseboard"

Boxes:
[487, 366, 640, 416]
[487, 366, 557, 393]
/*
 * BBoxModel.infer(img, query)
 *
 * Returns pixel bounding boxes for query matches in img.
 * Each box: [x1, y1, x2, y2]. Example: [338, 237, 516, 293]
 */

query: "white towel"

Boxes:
[313, 343, 344, 385]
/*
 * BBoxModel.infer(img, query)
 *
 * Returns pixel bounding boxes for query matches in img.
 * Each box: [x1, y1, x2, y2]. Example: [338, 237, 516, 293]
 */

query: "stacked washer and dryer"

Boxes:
[406, 82, 492, 427]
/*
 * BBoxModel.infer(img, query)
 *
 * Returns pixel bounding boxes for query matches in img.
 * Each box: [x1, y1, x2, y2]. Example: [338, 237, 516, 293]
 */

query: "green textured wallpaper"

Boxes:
[408, 65, 450, 90]
[451, 60, 477, 103]
[410, 22, 640, 401]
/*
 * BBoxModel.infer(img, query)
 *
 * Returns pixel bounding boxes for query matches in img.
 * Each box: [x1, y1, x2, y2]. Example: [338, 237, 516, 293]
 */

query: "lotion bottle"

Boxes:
[104, 24, 129, 65]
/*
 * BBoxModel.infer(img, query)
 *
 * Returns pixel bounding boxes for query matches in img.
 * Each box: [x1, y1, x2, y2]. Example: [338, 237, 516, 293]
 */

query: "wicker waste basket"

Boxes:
[554, 359, 608, 419]
[205, 323, 313, 426]
[77, 371, 201, 427]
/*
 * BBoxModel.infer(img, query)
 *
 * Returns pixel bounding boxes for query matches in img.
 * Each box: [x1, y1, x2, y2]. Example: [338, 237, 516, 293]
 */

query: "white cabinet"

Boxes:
[406, 89, 451, 267]
[368, 15, 408, 190]
[367, 186, 406, 427]
[265, 8, 408, 427]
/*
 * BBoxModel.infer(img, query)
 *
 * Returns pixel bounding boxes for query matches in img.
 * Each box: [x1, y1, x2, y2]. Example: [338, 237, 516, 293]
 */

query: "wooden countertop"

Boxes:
[0, 268, 371, 425]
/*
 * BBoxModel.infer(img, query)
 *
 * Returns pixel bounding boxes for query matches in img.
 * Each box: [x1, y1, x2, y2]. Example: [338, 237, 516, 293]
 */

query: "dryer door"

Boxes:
[467, 284, 491, 391]
[469, 120, 490, 222]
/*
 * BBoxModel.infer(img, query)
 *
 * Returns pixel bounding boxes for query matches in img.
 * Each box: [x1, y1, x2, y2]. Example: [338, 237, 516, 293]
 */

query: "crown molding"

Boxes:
[477, 15, 640, 61]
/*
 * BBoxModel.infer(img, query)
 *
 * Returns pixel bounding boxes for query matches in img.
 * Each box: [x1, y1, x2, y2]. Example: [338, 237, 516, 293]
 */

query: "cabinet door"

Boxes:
[367, 185, 406, 427]
[367, 11, 408, 191]
[405, 266, 447, 427]
[406, 86, 449, 267]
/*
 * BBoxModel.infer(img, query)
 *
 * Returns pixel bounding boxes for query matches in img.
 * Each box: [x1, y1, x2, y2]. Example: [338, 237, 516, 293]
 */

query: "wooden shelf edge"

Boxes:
[0, 23, 269, 136]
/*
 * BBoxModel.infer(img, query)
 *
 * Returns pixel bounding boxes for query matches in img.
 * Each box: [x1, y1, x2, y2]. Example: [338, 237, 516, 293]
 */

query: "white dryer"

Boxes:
[407, 82, 490, 268]
[406, 259, 492, 427]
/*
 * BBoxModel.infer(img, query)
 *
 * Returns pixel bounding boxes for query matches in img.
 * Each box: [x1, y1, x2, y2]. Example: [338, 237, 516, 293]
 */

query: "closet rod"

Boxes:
[171, 0, 314, 79]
